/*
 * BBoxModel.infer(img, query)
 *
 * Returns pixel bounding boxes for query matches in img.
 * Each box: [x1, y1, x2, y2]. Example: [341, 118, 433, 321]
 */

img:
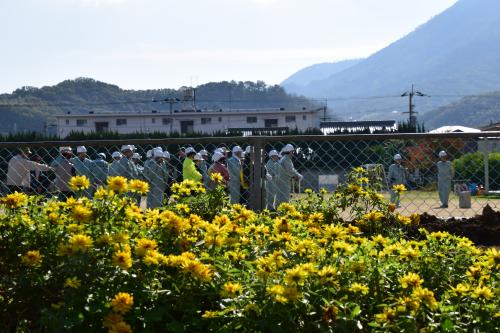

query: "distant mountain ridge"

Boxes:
[0, 78, 317, 133]
[281, 0, 500, 124]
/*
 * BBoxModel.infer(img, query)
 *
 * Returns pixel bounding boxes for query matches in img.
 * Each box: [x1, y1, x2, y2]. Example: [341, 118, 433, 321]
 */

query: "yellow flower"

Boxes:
[68, 175, 90, 191]
[349, 282, 369, 295]
[202, 311, 219, 318]
[209, 172, 224, 183]
[450, 283, 470, 296]
[318, 266, 339, 285]
[128, 179, 149, 194]
[64, 277, 81, 288]
[175, 203, 191, 214]
[21, 250, 43, 266]
[392, 184, 407, 193]
[285, 266, 309, 286]
[362, 211, 384, 224]
[69, 234, 93, 252]
[112, 250, 133, 270]
[375, 307, 397, 323]
[372, 234, 389, 247]
[71, 205, 92, 222]
[221, 282, 243, 298]
[110, 292, 134, 314]
[103, 313, 124, 329]
[412, 287, 438, 310]
[135, 238, 158, 257]
[107, 176, 129, 193]
[109, 321, 132, 333]
[484, 247, 500, 269]
[2, 191, 28, 209]
[400, 272, 424, 289]
[471, 285, 493, 300]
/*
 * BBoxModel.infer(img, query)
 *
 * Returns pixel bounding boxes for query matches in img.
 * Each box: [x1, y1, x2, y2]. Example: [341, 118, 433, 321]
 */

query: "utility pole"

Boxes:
[152, 97, 180, 134]
[401, 84, 428, 129]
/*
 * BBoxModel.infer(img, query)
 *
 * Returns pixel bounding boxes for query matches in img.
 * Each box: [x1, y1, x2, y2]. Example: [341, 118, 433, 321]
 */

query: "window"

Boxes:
[201, 117, 212, 124]
[116, 119, 127, 126]
[76, 119, 87, 127]
[65, 119, 70, 125]
[218, 117, 222, 122]
[302, 115, 307, 120]
[285, 116, 296, 123]
[247, 116, 257, 124]
[152, 118, 156, 124]
[162, 118, 172, 125]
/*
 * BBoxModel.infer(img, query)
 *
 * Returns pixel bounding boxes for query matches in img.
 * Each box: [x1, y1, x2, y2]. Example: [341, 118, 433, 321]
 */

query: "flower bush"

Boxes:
[0, 173, 498, 332]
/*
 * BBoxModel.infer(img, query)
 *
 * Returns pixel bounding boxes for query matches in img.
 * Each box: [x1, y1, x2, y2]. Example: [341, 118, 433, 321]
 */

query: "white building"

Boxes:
[55, 108, 321, 137]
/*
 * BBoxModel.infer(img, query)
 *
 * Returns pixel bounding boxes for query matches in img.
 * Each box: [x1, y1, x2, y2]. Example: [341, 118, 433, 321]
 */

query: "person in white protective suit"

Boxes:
[70, 146, 94, 196]
[388, 154, 407, 208]
[132, 153, 144, 173]
[143, 148, 169, 208]
[265, 149, 282, 210]
[90, 153, 109, 188]
[114, 145, 140, 180]
[275, 144, 303, 207]
[437, 150, 453, 208]
[227, 146, 243, 204]
[199, 149, 210, 188]
[109, 151, 123, 177]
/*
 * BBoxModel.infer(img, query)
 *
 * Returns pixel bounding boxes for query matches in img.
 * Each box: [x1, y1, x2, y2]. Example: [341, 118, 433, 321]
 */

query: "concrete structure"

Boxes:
[55, 108, 321, 137]
[429, 125, 481, 133]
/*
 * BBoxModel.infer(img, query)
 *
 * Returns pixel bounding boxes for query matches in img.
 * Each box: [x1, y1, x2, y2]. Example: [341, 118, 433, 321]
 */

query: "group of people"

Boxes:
[4, 143, 304, 210]
[388, 150, 453, 208]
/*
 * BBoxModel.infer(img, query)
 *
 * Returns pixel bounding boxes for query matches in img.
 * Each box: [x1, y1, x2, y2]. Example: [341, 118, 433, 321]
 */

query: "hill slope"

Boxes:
[0, 78, 317, 133]
[423, 91, 500, 129]
[281, 59, 363, 95]
[284, 0, 500, 121]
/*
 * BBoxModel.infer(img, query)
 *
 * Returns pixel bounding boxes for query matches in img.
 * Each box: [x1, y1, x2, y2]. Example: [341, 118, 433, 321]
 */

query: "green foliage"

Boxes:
[453, 152, 500, 186]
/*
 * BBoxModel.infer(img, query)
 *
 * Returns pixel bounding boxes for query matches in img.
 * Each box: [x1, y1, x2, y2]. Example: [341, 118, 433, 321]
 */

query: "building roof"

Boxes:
[428, 125, 481, 133]
[480, 121, 500, 131]
[320, 120, 396, 128]
[55, 108, 321, 118]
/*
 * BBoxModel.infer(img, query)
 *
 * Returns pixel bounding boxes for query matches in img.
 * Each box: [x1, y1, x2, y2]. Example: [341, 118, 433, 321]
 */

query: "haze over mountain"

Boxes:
[0, 78, 316, 134]
[282, 0, 500, 125]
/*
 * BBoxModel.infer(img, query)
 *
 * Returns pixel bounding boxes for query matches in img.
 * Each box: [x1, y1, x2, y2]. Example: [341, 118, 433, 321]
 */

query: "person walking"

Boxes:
[208, 152, 229, 189]
[90, 153, 109, 189]
[227, 146, 243, 204]
[437, 150, 453, 208]
[193, 153, 208, 186]
[182, 147, 202, 182]
[265, 149, 281, 210]
[388, 154, 407, 208]
[108, 151, 123, 177]
[199, 149, 210, 188]
[143, 149, 169, 208]
[70, 146, 94, 196]
[275, 144, 302, 207]
[115, 145, 140, 180]
[50, 147, 75, 199]
[6, 147, 53, 193]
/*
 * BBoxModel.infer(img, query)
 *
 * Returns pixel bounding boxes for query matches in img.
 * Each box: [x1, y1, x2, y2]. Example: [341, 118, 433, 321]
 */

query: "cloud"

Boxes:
[57, 0, 128, 7]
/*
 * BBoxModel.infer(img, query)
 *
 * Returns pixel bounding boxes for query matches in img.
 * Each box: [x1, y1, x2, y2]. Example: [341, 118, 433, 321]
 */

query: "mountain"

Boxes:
[281, 59, 363, 95]
[283, 0, 500, 122]
[423, 91, 500, 129]
[0, 78, 317, 133]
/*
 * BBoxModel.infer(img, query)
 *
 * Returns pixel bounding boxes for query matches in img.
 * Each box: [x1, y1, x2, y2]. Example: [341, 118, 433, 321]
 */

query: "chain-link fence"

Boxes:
[1, 132, 499, 218]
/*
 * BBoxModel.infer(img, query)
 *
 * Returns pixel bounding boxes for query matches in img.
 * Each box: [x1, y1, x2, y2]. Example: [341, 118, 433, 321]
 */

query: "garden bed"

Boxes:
[418, 205, 500, 246]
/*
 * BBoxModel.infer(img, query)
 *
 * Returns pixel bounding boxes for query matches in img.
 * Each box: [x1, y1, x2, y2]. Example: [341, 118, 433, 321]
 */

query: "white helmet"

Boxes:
[394, 154, 402, 161]
[212, 152, 224, 162]
[245, 146, 252, 154]
[282, 144, 294, 153]
[76, 146, 87, 153]
[154, 149, 164, 158]
[193, 153, 203, 161]
[132, 153, 141, 159]
[146, 150, 152, 159]
[185, 147, 196, 155]
[163, 151, 171, 159]
[59, 146, 72, 153]
[112, 151, 122, 159]
[438, 150, 447, 158]
[121, 145, 134, 152]
[269, 149, 279, 157]
[199, 149, 208, 156]
[232, 146, 243, 153]
[97, 153, 106, 159]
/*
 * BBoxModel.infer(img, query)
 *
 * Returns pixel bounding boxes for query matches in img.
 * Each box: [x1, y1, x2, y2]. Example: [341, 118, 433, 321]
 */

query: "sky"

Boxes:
[0, 0, 458, 93]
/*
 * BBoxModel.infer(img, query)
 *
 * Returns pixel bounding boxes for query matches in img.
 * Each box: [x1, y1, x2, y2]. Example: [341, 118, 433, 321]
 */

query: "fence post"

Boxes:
[249, 138, 264, 211]
[484, 138, 490, 193]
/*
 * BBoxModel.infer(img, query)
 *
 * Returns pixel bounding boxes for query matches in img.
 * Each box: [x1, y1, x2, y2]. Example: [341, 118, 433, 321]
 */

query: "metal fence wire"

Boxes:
[1, 132, 499, 218]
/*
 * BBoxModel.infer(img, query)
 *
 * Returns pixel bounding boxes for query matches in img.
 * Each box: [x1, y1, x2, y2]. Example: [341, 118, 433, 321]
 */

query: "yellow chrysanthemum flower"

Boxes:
[349, 282, 369, 295]
[135, 238, 158, 257]
[103, 313, 124, 329]
[450, 283, 470, 296]
[110, 292, 134, 314]
[112, 250, 133, 270]
[209, 172, 224, 183]
[71, 205, 92, 222]
[68, 175, 90, 192]
[21, 250, 43, 266]
[128, 179, 149, 194]
[108, 321, 132, 333]
[412, 287, 438, 310]
[375, 307, 397, 323]
[2, 191, 28, 209]
[221, 282, 243, 298]
[107, 176, 129, 193]
[69, 234, 93, 252]
[400, 272, 424, 289]
[64, 277, 81, 289]
[471, 285, 493, 300]
[392, 184, 407, 193]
